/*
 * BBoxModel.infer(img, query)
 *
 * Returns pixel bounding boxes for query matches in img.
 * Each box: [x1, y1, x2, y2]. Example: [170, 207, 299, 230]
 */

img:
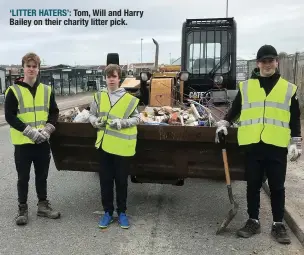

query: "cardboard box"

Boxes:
[149, 78, 174, 107]
[120, 77, 140, 88]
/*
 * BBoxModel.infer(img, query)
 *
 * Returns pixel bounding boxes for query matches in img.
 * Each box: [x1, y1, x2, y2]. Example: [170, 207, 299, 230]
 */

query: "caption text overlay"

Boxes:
[9, 9, 144, 27]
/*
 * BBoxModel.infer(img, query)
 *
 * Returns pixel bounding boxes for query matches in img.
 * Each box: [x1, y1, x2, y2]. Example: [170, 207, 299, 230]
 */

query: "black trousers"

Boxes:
[14, 142, 51, 204]
[243, 143, 287, 222]
[98, 149, 130, 215]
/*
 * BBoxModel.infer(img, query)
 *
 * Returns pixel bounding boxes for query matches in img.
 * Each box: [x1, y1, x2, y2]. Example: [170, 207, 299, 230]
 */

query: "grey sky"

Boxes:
[0, 0, 303, 66]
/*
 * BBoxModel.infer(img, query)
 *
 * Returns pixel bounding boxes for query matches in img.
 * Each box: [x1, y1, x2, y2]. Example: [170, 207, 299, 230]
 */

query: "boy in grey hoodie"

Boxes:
[89, 64, 140, 229]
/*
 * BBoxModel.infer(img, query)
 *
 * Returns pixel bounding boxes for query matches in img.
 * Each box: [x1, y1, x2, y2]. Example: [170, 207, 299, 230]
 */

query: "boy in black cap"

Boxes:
[214, 45, 302, 244]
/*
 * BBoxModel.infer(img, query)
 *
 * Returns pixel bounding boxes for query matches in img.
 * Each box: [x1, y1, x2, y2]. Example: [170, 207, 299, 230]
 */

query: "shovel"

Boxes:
[216, 130, 239, 235]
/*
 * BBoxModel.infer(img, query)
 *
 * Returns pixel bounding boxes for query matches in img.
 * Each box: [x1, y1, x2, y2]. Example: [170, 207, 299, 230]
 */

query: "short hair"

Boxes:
[104, 64, 121, 79]
[22, 52, 41, 67]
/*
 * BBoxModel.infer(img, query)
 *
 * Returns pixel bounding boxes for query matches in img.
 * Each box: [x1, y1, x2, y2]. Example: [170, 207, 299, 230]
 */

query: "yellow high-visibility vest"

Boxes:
[94, 91, 139, 156]
[237, 77, 297, 147]
[5, 83, 51, 145]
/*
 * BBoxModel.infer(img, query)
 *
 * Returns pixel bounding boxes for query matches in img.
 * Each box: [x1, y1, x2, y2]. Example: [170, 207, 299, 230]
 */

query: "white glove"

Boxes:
[23, 125, 47, 144]
[39, 123, 56, 140]
[109, 119, 129, 130]
[215, 120, 230, 143]
[91, 117, 106, 129]
[288, 137, 302, 161]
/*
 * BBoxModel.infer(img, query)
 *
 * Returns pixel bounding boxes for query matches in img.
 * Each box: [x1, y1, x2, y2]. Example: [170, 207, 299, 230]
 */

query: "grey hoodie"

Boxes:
[89, 87, 140, 126]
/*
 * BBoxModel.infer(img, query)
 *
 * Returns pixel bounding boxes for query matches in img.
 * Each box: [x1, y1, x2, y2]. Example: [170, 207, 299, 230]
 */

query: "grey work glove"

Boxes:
[91, 116, 106, 129]
[109, 119, 129, 130]
[288, 137, 302, 161]
[23, 125, 47, 144]
[215, 120, 230, 143]
[39, 123, 56, 140]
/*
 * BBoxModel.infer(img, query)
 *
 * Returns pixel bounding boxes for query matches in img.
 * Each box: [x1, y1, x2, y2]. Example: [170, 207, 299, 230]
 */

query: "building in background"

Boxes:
[0, 67, 5, 94]
[128, 63, 155, 75]
[0, 67, 5, 104]
[236, 59, 249, 85]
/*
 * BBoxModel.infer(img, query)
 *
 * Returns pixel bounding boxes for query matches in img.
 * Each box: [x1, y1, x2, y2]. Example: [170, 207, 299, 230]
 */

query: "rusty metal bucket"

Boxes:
[50, 123, 245, 183]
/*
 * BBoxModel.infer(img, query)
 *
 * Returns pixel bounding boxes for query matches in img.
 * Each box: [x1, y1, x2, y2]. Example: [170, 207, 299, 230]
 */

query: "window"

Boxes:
[186, 30, 231, 74]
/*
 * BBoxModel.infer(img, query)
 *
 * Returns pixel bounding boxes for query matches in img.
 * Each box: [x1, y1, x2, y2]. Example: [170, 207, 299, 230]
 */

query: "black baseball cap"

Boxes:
[256, 45, 278, 61]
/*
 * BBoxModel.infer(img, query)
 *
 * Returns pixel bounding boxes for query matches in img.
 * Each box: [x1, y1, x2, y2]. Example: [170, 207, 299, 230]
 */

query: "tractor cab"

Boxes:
[181, 18, 237, 104]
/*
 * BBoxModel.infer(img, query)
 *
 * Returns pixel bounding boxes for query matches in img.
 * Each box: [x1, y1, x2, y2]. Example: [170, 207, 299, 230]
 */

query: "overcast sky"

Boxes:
[0, 0, 303, 66]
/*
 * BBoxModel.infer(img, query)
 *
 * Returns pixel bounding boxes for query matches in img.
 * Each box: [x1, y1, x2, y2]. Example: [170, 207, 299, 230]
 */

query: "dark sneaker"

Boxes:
[98, 212, 113, 228]
[37, 200, 61, 219]
[271, 223, 291, 244]
[16, 204, 28, 226]
[237, 218, 261, 238]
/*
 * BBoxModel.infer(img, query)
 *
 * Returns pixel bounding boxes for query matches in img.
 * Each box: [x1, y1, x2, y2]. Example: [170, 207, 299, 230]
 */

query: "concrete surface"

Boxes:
[0, 124, 303, 255]
[263, 182, 304, 246]
[0, 92, 94, 126]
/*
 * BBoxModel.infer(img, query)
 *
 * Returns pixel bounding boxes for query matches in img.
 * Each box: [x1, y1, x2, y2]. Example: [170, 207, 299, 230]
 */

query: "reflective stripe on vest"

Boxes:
[95, 91, 139, 120]
[94, 91, 139, 156]
[6, 83, 51, 145]
[237, 77, 297, 147]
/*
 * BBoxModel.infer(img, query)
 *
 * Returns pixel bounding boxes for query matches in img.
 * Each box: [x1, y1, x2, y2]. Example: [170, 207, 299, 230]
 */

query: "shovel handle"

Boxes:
[219, 130, 231, 185]
[222, 149, 231, 185]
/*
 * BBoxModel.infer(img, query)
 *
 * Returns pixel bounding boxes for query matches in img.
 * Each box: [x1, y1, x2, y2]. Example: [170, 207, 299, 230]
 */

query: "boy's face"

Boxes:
[257, 58, 278, 77]
[106, 70, 120, 90]
[23, 60, 39, 79]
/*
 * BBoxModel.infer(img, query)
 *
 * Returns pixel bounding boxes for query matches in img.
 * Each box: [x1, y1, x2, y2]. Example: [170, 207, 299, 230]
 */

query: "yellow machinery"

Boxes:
[137, 38, 187, 107]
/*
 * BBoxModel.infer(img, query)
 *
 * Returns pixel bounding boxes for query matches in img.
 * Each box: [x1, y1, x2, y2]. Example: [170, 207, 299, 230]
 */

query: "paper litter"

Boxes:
[58, 103, 238, 127]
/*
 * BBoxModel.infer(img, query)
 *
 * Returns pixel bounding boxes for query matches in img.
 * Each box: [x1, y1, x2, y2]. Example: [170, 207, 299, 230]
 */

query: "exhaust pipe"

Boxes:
[152, 38, 159, 71]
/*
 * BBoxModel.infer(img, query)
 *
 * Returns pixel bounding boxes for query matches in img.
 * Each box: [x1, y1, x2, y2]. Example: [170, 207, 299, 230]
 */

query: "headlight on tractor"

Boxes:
[214, 75, 223, 84]
[179, 71, 189, 81]
[140, 72, 150, 81]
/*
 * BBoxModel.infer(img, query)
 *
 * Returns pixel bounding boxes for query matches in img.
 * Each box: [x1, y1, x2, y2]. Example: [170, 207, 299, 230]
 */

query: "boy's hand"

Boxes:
[109, 119, 129, 130]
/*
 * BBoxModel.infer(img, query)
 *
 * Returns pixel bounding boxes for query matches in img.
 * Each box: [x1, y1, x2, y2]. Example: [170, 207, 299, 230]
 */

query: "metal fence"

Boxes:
[40, 74, 86, 96]
[39, 68, 128, 96]
[39, 68, 105, 96]
[0, 67, 130, 106]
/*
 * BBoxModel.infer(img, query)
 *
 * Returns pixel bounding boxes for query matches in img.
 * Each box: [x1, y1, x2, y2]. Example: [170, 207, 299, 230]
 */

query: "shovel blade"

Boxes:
[216, 202, 239, 235]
